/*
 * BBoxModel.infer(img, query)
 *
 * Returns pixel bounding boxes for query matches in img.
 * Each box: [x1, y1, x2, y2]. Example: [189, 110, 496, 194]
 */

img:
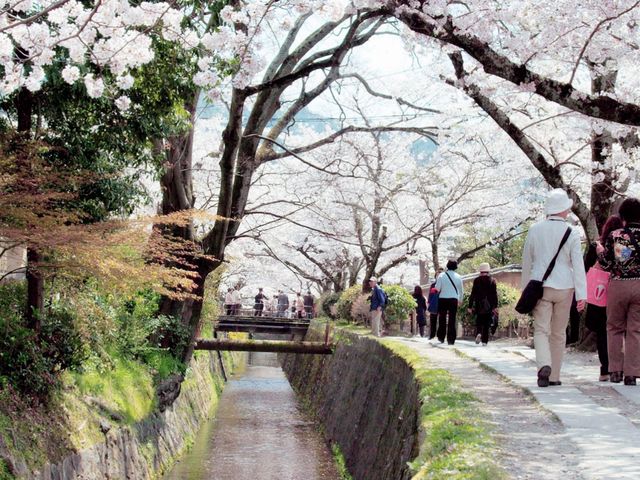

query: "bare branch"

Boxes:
[340, 72, 441, 113]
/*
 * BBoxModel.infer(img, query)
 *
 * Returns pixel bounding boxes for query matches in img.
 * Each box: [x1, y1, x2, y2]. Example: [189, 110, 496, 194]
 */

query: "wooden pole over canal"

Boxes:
[194, 339, 334, 354]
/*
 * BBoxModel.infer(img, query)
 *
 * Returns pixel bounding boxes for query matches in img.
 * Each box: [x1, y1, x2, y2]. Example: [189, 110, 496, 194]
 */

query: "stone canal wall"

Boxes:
[27, 351, 245, 480]
[281, 326, 421, 480]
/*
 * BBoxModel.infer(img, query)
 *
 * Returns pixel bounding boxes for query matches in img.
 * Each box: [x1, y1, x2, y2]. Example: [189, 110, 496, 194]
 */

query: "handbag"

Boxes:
[490, 311, 499, 335]
[515, 227, 572, 314]
[586, 265, 610, 307]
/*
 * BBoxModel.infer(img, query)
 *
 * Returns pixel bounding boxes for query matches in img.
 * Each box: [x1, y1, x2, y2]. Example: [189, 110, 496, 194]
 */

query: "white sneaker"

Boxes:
[475, 334, 481, 344]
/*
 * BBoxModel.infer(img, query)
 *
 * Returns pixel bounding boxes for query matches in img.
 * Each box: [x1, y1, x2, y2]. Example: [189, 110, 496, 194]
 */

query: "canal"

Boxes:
[163, 352, 340, 479]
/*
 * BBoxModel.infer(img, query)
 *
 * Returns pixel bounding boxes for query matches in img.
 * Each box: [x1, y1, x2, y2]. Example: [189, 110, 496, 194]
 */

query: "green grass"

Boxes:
[331, 443, 353, 480]
[142, 349, 186, 380]
[0, 459, 14, 480]
[380, 340, 506, 480]
[72, 356, 156, 424]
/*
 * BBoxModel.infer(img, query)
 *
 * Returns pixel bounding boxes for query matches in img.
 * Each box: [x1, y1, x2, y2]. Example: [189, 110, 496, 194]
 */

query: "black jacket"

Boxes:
[468, 275, 498, 314]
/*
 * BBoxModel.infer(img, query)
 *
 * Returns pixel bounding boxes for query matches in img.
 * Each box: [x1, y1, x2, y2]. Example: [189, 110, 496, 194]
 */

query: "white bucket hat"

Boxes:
[478, 263, 491, 273]
[545, 189, 573, 215]
[369, 276, 377, 282]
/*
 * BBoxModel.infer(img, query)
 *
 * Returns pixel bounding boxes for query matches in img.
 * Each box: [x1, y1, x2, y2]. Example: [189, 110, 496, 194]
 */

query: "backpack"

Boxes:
[382, 288, 389, 308]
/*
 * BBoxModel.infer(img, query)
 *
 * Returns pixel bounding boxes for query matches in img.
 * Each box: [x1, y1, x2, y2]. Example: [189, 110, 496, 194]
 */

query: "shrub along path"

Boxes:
[393, 337, 640, 480]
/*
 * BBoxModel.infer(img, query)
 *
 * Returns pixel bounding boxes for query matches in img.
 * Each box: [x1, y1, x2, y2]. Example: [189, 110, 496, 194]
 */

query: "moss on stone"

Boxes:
[331, 443, 354, 480]
[0, 459, 14, 480]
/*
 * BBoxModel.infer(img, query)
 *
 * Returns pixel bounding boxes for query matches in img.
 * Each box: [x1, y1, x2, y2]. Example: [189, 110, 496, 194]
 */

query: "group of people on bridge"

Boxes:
[224, 288, 315, 319]
[370, 189, 640, 388]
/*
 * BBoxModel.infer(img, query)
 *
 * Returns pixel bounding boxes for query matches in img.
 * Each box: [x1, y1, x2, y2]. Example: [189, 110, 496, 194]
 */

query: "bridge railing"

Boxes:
[220, 305, 316, 319]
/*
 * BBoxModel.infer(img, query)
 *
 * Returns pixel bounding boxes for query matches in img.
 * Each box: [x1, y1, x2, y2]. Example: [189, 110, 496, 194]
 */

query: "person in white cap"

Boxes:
[521, 188, 587, 387]
[368, 276, 387, 337]
[467, 263, 498, 346]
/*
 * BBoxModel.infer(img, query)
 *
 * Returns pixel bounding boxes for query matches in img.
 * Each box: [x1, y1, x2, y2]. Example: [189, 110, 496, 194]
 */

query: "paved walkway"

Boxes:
[395, 337, 640, 480]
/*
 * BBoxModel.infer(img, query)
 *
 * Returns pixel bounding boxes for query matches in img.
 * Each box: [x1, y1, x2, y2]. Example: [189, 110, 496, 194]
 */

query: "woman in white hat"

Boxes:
[468, 263, 498, 345]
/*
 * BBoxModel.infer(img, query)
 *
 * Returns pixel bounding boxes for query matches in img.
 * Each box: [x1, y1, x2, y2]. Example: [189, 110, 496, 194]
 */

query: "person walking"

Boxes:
[467, 263, 498, 346]
[412, 285, 428, 337]
[230, 288, 242, 315]
[254, 288, 267, 316]
[303, 291, 315, 318]
[295, 292, 305, 319]
[427, 267, 443, 340]
[277, 290, 289, 318]
[597, 198, 640, 386]
[224, 288, 234, 316]
[584, 215, 623, 381]
[369, 277, 386, 337]
[521, 189, 587, 387]
[435, 260, 464, 345]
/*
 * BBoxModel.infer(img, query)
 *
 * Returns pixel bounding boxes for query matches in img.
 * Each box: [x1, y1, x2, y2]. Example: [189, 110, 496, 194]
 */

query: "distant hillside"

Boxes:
[197, 98, 436, 160]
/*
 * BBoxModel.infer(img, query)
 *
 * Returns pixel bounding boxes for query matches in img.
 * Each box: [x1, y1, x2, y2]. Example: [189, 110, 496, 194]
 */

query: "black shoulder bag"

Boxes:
[445, 271, 459, 295]
[515, 227, 572, 314]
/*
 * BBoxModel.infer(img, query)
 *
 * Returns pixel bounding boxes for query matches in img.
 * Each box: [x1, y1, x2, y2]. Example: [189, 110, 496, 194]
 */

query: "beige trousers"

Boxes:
[532, 287, 574, 382]
[371, 309, 383, 337]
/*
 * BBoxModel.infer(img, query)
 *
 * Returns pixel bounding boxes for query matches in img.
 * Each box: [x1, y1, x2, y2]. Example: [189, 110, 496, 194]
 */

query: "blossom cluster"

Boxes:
[0, 0, 282, 110]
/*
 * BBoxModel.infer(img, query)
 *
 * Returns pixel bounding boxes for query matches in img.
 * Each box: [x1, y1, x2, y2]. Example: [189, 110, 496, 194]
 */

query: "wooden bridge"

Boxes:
[215, 314, 311, 335]
[193, 311, 334, 355]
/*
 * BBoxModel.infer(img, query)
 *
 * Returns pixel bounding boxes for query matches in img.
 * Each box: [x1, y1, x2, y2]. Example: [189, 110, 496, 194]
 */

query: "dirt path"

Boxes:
[395, 338, 585, 480]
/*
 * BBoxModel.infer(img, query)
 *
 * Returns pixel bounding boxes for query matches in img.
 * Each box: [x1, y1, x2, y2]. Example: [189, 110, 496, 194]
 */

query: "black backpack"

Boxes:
[382, 289, 389, 307]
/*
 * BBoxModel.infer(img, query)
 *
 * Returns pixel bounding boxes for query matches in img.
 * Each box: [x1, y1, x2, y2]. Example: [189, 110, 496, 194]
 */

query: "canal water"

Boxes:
[163, 352, 340, 480]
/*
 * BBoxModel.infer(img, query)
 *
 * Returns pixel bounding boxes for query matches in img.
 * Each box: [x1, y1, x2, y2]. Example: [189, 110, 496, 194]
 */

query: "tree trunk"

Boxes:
[431, 241, 440, 272]
[16, 85, 44, 330]
[589, 63, 619, 238]
[181, 258, 219, 364]
[25, 248, 43, 331]
[155, 95, 199, 319]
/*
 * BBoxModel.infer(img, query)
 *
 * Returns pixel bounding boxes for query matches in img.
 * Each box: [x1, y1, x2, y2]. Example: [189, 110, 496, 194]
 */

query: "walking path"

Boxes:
[393, 337, 640, 480]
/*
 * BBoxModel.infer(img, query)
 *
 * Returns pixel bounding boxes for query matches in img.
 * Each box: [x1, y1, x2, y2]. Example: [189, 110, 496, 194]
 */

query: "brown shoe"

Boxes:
[610, 371, 623, 383]
[599, 374, 609, 382]
[537, 366, 551, 387]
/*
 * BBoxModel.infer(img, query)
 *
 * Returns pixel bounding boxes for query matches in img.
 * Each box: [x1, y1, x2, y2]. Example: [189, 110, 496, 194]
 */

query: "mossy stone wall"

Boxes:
[281, 326, 420, 480]
[21, 351, 244, 480]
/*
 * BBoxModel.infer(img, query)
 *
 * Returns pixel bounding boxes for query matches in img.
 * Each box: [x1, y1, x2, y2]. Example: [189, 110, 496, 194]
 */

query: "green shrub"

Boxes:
[335, 285, 363, 321]
[115, 290, 160, 358]
[382, 285, 416, 326]
[318, 292, 341, 318]
[0, 306, 86, 398]
[149, 314, 191, 359]
[0, 281, 25, 315]
[0, 458, 14, 480]
[40, 306, 89, 371]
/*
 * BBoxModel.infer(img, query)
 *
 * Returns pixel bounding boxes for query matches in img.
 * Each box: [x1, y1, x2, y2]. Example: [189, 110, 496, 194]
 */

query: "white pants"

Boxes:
[533, 287, 573, 382]
[371, 309, 382, 337]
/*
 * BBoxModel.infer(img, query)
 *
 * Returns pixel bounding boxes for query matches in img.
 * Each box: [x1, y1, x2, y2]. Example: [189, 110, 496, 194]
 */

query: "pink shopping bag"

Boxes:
[586, 266, 610, 307]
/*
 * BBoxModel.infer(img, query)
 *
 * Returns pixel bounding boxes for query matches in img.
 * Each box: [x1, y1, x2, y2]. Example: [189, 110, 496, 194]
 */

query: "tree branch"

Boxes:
[390, 3, 640, 126]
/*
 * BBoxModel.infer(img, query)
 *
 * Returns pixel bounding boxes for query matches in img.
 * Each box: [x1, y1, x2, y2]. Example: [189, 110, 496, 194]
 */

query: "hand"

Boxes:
[467, 308, 473, 314]
[377, 306, 382, 312]
[576, 300, 586, 312]
[595, 241, 604, 254]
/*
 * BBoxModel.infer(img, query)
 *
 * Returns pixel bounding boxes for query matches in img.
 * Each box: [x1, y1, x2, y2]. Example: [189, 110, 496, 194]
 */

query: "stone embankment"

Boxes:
[281, 325, 421, 480]
[14, 351, 244, 480]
